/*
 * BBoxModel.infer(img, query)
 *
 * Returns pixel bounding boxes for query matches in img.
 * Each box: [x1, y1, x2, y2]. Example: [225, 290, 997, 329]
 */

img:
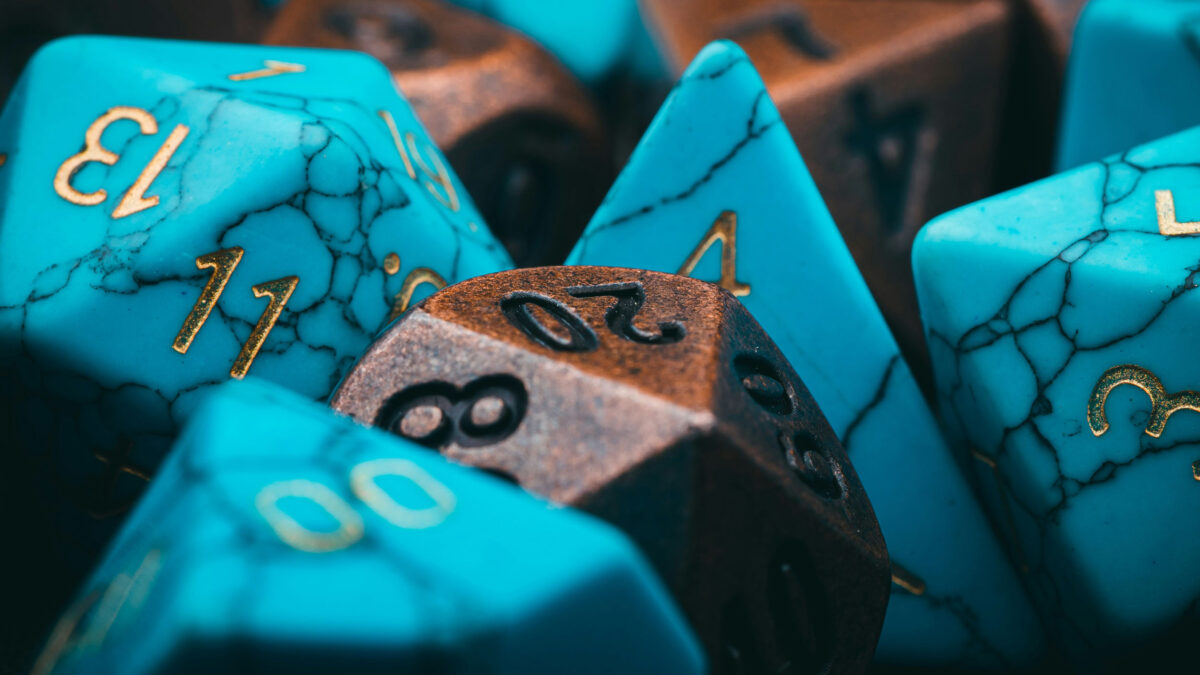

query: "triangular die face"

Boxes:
[567, 40, 1044, 667]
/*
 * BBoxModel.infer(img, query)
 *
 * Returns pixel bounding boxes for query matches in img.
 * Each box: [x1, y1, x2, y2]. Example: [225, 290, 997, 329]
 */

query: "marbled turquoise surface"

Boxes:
[0, 37, 511, 570]
[917, 124, 1200, 660]
[566, 41, 1044, 668]
[446, 0, 663, 83]
[37, 378, 705, 674]
[1057, 0, 1200, 170]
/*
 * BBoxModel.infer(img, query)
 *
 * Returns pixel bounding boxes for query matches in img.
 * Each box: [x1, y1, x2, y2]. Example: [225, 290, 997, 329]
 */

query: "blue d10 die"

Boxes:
[0, 37, 511, 562]
[1057, 0, 1200, 170]
[33, 378, 705, 675]
[916, 124, 1200, 660]
[566, 40, 1044, 669]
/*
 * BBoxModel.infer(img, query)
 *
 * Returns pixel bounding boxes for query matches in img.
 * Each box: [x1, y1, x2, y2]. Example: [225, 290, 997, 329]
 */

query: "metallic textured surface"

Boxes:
[640, 0, 1010, 396]
[265, 0, 610, 266]
[332, 266, 891, 674]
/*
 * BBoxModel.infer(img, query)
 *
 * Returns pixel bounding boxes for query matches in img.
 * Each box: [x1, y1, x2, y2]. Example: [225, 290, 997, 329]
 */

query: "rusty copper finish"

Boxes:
[331, 266, 890, 673]
[641, 0, 1009, 396]
[264, 0, 610, 266]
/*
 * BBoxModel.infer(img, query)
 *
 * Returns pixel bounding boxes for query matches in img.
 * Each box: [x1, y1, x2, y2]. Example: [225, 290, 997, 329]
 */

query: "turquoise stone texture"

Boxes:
[1057, 0, 1200, 170]
[33, 378, 705, 674]
[916, 124, 1200, 660]
[0, 36, 511, 571]
[566, 40, 1044, 668]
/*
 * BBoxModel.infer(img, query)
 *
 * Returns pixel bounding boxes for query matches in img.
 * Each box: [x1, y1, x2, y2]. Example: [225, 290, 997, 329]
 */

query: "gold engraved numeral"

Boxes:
[377, 109, 460, 211]
[387, 267, 447, 323]
[228, 60, 306, 82]
[54, 106, 189, 219]
[256, 480, 364, 553]
[677, 210, 751, 297]
[1087, 364, 1200, 438]
[890, 560, 926, 596]
[351, 458, 457, 529]
[172, 248, 298, 379]
[173, 247, 244, 354]
[1156, 190, 1200, 236]
[230, 276, 299, 379]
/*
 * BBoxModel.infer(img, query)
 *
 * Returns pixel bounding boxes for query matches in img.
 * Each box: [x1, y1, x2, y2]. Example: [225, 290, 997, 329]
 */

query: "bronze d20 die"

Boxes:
[331, 266, 890, 674]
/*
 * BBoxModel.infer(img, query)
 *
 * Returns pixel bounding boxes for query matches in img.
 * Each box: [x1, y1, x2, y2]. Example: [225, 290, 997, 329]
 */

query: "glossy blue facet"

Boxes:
[36, 378, 705, 674]
[916, 124, 1200, 660]
[566, 41, 1043, 668]
[0, 37, 511, 558]
[1057, 0, 1200, 170]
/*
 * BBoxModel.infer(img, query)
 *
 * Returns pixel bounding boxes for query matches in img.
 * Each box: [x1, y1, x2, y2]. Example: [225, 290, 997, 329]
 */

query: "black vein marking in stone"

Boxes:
[892, 586, 1010, 669]
[929, 149, 1200, 649]
[840, 354, 900, 455]
[574, 59, 779, 262]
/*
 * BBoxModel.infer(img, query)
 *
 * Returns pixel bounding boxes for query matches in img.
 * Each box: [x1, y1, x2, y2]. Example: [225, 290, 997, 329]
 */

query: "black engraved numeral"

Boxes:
[779, 430, 844, 501]
[500, 292, 599, 352]
[324, 3, 433, 56]
[376, 375, 527, 449]
[566, 282, 685, 345]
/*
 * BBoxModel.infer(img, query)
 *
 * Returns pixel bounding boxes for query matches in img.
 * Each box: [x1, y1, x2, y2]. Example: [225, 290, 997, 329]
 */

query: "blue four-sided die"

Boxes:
[1057, 0, 1200, 170]
[916, 123, 1200, 661]
[33, 378, 705, 674]
[0, 36, 511, 568]
[566, 40, 1044, 668]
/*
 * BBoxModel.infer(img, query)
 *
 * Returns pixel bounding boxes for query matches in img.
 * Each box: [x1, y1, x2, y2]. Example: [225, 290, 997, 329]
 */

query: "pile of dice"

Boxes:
[2, 1, 1198, 673]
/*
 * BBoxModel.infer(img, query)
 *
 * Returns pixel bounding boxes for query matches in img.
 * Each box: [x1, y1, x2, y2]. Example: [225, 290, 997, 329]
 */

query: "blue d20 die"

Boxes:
[1057, 0, 1200, 170]
[916, 124, 1200, 661]
[566, 40, 1044, 668]
[0, 36, 511, 569]
[33, 378, 705, 675]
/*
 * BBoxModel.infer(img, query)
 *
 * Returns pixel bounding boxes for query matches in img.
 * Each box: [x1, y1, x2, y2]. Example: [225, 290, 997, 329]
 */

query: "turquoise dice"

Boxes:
[567, 40, 1044, 668]
[916, 123, 1200, 660]
[0, 36, 511, 564]
[1057, 0, 1200, 170]
[33, 378, 704, 674]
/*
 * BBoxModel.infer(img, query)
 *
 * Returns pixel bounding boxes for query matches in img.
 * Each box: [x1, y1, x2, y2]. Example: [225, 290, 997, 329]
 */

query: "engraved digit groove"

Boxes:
[500, 291, 598, 352]
[230, 275, 299, 379]
[378, 110, 417, 179]
[387, 267, 447, 323]
[256, 479, 364, 553]
[351, 458, 457, 529]
[677, 210, 751, 296]
[566, 282, 686, 345]
[54, 106, 157, 207]
[173, 247, 244, 354]
[1087, 364, 1200, 438]
[112, 123, 190, 219]
[1155, 189, 1200, 236]
[228, 60, 306, 82]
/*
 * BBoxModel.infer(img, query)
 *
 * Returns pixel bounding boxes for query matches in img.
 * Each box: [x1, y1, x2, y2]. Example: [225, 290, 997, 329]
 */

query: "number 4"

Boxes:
[677, 210, 751, 297]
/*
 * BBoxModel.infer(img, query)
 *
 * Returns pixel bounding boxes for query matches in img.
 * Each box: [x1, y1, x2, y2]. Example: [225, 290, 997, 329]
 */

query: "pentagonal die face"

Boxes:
[0, 36, 511, 602]
[331, 265, 890, 673]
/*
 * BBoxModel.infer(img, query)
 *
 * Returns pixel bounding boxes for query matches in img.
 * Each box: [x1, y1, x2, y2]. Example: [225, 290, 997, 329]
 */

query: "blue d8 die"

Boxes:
[33, 378, 705, 675]
[916, 124, 1200, 661]
[0, 37, 511, 563]
[566, 40, 1044, 668]
[1057, 0, 1200, 170]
